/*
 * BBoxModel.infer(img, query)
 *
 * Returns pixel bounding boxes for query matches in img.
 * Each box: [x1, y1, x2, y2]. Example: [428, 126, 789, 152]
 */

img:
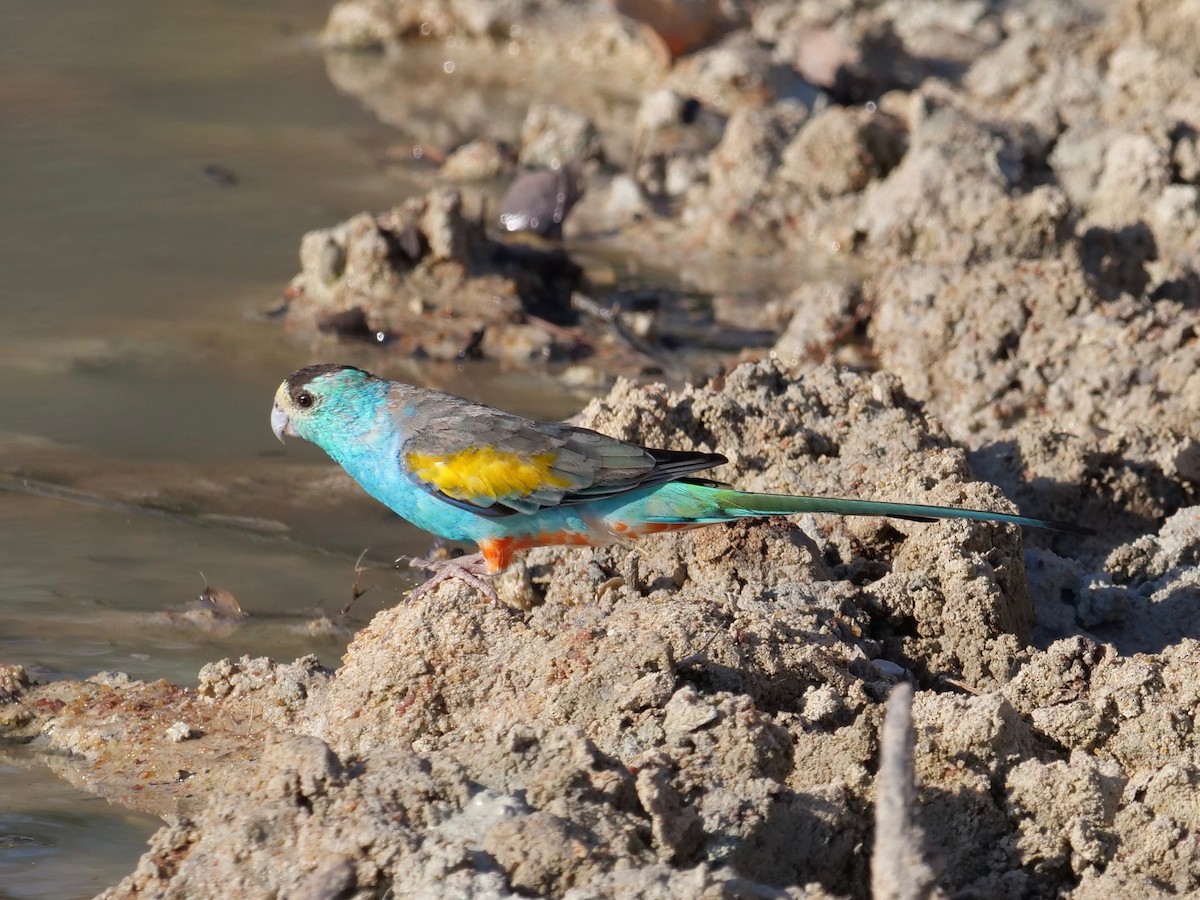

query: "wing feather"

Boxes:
[394, 388, 725, 516]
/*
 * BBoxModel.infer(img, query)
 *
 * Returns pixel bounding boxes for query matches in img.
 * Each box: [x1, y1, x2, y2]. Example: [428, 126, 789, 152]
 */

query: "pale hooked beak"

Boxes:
[271, 402, 294, 443]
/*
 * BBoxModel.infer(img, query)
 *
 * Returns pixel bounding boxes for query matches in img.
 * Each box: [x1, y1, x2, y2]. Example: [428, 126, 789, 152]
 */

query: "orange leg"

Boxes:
[479, 537, 516, 573]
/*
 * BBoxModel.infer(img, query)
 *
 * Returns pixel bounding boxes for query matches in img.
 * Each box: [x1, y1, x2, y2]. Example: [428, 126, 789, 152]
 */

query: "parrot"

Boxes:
[271, 364, 1093, 601]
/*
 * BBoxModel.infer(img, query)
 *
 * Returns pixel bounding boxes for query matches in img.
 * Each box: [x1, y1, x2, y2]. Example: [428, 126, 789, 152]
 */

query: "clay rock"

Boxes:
[283, 188, 584, 363]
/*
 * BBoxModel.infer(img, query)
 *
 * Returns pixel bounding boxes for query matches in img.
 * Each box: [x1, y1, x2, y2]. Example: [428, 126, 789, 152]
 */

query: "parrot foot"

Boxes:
[403, 552, 498, 604]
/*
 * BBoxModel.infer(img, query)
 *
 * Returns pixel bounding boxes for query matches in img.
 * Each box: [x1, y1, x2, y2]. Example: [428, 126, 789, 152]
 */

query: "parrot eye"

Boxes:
[296, 391, 314, 409]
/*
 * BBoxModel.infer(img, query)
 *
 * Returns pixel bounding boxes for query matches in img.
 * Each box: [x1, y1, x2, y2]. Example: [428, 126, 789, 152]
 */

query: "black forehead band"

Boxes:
[285, 365, 367, 402]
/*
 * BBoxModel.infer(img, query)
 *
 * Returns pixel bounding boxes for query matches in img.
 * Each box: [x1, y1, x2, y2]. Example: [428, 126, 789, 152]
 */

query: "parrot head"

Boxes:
[271, 364, 376, 445]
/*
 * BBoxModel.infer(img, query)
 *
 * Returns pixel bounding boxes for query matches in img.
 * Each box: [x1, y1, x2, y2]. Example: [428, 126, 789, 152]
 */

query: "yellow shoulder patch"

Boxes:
[407, 447, 574, 503]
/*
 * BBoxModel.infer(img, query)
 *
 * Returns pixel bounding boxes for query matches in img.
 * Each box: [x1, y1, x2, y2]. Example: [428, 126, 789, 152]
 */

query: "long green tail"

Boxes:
[653, 484, 1094, 535]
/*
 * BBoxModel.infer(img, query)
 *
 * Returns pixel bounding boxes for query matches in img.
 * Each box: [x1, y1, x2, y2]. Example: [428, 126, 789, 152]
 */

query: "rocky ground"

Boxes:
[4, 0, 1200, 897]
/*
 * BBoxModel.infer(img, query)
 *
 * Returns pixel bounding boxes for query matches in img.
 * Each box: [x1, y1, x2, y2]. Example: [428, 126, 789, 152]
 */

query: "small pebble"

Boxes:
[872, 659, 908, 679]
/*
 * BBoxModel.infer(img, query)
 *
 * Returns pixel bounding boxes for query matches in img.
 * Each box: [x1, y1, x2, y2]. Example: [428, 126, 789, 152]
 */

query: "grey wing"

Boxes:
[393, 389, 725, 516]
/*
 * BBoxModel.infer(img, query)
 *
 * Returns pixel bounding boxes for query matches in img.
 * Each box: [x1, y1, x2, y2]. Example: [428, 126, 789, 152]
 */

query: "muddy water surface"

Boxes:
[1, 747, 156, 899]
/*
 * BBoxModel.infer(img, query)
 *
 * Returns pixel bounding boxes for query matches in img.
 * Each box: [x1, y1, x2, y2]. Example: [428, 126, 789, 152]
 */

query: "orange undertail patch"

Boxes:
[479, 522, 695, 572]
[479, 531, 595, 572]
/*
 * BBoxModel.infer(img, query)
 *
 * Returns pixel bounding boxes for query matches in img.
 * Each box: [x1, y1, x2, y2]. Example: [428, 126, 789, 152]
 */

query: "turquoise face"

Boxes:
[272, 366, 383, 450]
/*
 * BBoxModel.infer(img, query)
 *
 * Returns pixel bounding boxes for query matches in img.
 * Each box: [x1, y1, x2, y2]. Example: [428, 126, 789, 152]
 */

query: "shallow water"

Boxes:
[1, 748, 157, 900]
[0, 1, 590, 895]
